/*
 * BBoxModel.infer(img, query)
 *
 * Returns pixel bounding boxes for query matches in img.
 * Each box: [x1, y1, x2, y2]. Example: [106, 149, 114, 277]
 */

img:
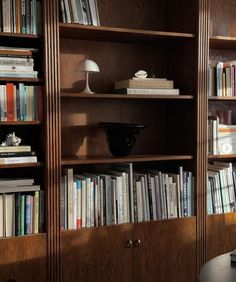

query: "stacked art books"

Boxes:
[114, 71, 180, 95]
[0, 133, 37, 165]
[0, 178, 44, 237]
[0, 46, 38, 78]
[61, 164, 194, 230]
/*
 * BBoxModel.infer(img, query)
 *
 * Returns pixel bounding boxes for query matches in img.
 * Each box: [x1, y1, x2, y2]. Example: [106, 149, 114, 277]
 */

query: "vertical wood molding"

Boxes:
[196, 0, 209, 276]
[43, 0, 61, 281]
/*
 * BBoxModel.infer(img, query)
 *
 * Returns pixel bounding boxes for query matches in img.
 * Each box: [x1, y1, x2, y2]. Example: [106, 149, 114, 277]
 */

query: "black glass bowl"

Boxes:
[99, 122, 145, 157]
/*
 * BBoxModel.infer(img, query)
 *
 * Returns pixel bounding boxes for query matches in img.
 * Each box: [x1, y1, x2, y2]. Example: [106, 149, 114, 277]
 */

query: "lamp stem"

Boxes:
[83, 71, 94, 94]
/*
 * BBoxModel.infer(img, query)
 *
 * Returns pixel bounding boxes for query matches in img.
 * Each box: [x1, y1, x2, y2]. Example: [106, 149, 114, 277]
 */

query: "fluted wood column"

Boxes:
[196, 0, 209, 276]
[43, 0, 61, 281]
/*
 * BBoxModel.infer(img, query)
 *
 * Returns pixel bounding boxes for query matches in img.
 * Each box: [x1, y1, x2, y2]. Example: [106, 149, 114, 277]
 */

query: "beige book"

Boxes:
[115, 79, 174, 89]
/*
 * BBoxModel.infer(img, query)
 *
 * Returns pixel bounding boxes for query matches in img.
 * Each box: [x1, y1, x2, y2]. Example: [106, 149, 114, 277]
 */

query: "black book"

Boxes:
[0, 151, 36, 157]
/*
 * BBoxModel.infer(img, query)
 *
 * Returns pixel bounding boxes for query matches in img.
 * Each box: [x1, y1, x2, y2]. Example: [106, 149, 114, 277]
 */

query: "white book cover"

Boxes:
[90, 179, 94, 227]
[88, 0, 99, 26]
[70, 0, 79, 23]
[76, 179, 82, 228]
[73, 181, 77, 229]
[136, 180, 143, 222]
[63, 0, 72, 23]
[85, 177, 91, 227]
[81, 178, 86, 228]
[0, 156, 37, 164]
[99, 177, 104, 226]
[5, 193, 15, 237]
[66, 168, 74, 230]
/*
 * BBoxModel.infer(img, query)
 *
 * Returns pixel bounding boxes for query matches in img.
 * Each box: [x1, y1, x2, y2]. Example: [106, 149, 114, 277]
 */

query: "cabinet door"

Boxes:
[133, 218, 196, 282]
[61, 223, 133, 282]
[0, 235, 47, 282]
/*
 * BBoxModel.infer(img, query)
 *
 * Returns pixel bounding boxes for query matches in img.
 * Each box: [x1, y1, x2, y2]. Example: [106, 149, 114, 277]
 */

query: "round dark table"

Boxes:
[200, 252, 236, 282]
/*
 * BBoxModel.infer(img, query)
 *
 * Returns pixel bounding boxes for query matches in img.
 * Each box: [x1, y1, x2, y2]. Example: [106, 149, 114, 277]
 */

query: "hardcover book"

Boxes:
[115, 88, 179, 95]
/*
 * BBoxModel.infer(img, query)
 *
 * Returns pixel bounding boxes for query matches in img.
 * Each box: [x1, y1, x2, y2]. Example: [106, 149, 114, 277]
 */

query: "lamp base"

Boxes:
[79, 71, 95, 94]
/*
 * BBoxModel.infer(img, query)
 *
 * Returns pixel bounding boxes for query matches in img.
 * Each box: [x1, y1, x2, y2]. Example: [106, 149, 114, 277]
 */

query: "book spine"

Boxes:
[24, 194, 31, 234]
[33, 190, 39, 233]
[6, 83, 15, 121]
[20, 194, 25, 235]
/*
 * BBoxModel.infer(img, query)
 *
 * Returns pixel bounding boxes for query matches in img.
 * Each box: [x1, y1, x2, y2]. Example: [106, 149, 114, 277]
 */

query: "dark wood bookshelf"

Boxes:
[0, 77, 42, 82]
[210, 35, 236, 49]
[0, 32, 40, 39]
[0, 162, 42, 169]
[61, 155, 194, 165]
[0, 121, 42, 125]
[208, 154, 236, 159]
[59, 23, 195, 43]
[208, 96, 236, 101]
[60, 92, 194, 100]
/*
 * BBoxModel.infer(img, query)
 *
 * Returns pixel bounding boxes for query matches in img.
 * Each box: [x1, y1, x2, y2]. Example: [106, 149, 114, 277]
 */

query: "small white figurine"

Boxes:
[1, 132, 22, 146]
[134, 70, 148, 79]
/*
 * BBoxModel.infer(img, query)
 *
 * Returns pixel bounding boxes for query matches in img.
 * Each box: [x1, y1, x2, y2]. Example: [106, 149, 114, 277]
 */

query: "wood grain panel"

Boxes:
[43, 0, 61, 281]
[0, 235, 46, 282]
[207, 213, 236, 261]
[61, 224, 133, 282]
[133, 218, 196, 282]
[196, 0, 209, 275]
[210, 0, 236, 36]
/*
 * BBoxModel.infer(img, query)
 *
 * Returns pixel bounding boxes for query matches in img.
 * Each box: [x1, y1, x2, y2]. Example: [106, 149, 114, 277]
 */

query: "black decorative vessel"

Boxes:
[99, 122, 145, 157]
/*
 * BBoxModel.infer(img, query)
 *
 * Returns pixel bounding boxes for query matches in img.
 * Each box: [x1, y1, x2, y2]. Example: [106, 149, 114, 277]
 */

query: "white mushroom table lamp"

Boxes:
[77, 59, 100, 94]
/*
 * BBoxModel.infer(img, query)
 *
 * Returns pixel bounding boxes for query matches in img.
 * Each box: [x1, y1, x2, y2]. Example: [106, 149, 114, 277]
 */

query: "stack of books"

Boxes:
[1, 0, 41, 34]
[0, 46, 38, 78]
[0, 145, 37, 165]
[0, 178, 44, 237]
[60, 0, 100, 26]
[0, 83, 43, 122]
[114, 77, 180, 95]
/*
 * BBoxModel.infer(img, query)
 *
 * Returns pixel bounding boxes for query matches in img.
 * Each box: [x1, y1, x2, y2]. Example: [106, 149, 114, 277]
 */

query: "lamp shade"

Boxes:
[77, 59, 100, 73]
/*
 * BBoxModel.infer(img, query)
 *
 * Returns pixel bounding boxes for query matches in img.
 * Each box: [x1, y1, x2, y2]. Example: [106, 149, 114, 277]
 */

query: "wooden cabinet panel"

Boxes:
[61, 224, 133, 282]
[133, 218, 196, 282]
[0, 235, 47, 282]
[207, 213, 236, 261]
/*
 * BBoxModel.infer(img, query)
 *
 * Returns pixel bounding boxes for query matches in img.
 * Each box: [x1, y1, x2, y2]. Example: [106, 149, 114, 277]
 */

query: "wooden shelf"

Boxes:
[61, 155, 193, 165]
[59, 23, 195, 43]
[0, 162, 42, 169]
[208, 154, 236, 159]
[0, 32, 40, 39]
[0, 77, 42, 82]
[61, 92, 194, 100]
[208, 96, 236, 101]
[0, 121, 42, 125]
[210, 35, 236, 49]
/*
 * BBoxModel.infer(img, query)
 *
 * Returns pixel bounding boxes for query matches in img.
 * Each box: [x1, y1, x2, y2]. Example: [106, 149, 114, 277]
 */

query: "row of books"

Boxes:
[0, 84, 43, 122]
[0, 0, 41, 34]
[60, 0, 100, 26]
[208, 61, 236, 97]
[0, 178, 44, 237]
[61, 165, 194, 230]
[114, 77, 180, 95]
[208, 162, 236, 214]
[0, 46, 38, 78]
[0, 145, 37, 165]
[208, 115, 236, 155]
